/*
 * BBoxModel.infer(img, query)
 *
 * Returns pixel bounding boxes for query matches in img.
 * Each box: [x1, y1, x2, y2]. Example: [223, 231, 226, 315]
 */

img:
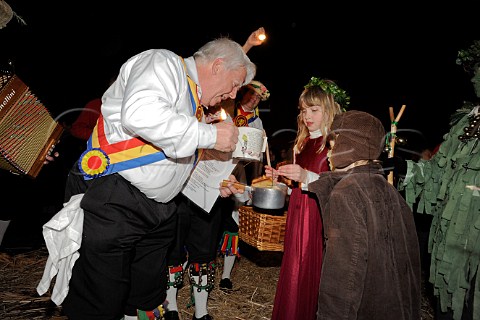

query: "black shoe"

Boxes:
[219, 278, 233, 290]
[192, 315, 212, 320]
[164, 310, 180, 320]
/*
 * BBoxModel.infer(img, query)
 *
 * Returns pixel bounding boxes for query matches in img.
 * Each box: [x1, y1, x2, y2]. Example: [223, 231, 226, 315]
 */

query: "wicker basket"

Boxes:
[238, 206, 287, 252]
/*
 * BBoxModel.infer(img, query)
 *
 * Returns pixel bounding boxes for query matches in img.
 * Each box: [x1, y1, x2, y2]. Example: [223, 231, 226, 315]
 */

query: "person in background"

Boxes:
[265, 77, 346, 320]
[396, 40, 480, 320]
[41, 36, 255, 320]
[162, 27, 266, 320]
[230, 80, 270, 179]
[309, 110, 421, 320]
[217, 79, 270, 292]
[69, 91, 103, 141]
[216, 28, 269, 291]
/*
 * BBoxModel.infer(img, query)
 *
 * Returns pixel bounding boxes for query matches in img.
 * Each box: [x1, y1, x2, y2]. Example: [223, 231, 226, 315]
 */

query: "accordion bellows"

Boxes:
[0, 73, 63, 178]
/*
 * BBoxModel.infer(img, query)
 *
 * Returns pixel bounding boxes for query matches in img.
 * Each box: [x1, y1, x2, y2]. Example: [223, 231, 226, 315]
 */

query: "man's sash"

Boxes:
[78, 75, 202, 180]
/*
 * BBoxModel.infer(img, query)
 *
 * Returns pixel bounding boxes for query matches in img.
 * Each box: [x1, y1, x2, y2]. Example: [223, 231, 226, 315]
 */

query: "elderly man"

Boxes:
[50, 37, 255, 320]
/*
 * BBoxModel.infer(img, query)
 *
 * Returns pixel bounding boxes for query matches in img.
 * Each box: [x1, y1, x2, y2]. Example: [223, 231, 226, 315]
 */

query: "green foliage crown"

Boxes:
[456, 40, 480, 74]
[304, 77, 350, 108]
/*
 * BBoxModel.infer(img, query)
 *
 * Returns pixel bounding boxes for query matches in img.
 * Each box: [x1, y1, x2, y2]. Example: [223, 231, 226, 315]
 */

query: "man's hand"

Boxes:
[213, 122, 238, 153]
[219, 174, 243, 198]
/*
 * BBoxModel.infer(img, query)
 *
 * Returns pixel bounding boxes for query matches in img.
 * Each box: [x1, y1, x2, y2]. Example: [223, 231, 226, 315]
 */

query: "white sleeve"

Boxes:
[113, 50, 215, 158]
[300, 170, 320, 191]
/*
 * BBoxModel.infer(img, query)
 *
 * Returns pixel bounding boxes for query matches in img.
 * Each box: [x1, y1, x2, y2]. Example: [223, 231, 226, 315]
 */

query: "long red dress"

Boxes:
[272, 136, 329, 320]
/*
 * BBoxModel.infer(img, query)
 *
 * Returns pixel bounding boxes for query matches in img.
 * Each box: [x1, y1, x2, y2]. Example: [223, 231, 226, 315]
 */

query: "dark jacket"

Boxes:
[309, 163, 421, 320]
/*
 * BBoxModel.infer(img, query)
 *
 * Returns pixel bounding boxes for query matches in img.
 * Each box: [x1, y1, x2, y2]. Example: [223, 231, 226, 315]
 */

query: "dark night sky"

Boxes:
[2, 1, 479, 153]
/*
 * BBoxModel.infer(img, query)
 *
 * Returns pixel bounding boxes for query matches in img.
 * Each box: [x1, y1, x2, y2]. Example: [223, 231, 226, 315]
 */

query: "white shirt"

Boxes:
[100, 50, 216, 202]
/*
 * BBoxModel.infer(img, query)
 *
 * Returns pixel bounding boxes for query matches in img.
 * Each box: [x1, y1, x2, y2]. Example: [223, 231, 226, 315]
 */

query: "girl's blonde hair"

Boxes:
[293, 83, 343, 154]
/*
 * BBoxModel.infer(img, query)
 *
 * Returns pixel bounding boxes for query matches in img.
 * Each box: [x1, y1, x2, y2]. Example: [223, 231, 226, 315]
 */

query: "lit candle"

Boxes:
[220, 108, 227, 121]
[258, 33, 266, 41]
[205, 107, 227, 124]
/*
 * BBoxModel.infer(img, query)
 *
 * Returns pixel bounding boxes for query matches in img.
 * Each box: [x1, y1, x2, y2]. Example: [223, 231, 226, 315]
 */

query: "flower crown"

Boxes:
[456, 40, 480, 74]
[247, 80, 270, 101]
[304, 77, 350, 108]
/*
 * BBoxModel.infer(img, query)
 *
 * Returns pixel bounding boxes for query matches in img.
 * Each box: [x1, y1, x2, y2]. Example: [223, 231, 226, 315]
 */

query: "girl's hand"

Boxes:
[264, 165, 279, 181]
[276, 164, 307, 183]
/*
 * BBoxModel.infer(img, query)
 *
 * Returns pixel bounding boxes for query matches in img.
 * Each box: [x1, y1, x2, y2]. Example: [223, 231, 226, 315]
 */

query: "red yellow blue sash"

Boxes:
[79, 75, 201, 180]
[233, 104, 259, 127]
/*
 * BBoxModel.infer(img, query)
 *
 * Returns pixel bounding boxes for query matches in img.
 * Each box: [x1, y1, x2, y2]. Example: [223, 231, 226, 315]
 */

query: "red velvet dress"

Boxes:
[272, 136, 329, 320]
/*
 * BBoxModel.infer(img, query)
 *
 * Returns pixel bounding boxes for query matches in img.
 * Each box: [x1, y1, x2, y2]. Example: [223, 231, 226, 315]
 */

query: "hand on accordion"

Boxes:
[44, 144, 60, 164]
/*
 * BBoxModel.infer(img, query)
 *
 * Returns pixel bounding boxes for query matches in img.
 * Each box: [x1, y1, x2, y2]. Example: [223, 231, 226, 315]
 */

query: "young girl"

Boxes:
[266, 77, 348, 320]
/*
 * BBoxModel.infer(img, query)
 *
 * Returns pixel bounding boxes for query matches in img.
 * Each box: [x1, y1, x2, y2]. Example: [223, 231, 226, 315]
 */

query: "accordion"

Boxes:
[0, 73, 63, 178]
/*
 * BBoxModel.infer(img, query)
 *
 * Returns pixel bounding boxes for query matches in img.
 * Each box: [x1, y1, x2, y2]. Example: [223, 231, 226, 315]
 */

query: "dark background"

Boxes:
[0, 1, 478, 250]
[1, 1, 479, 153]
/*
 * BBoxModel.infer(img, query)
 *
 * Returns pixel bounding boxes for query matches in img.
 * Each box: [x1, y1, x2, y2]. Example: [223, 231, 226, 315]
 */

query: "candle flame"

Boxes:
[220, 108, 227, 120]
[258, 34, 266, 41]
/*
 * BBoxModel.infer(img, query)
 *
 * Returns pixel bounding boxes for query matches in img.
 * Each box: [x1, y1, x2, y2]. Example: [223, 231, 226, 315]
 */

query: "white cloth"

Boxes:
[36, 194, 84, 306]
[232, 210, 240, 225]
[309, 129, 322, 139]
[101, 51, 217, 202]
[300, 130, 322, 190]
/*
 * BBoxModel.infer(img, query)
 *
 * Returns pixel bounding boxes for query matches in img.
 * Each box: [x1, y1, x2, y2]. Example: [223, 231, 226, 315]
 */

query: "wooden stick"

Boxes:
[265, 141, 271, 167]
[395, 105, 406, 123]
[264, 140, 274, 186]
[388, 104, 406, 158]
[387, 105, 406, 185]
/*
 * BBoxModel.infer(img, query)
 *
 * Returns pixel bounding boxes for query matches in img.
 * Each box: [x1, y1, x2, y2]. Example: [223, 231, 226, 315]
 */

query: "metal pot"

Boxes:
[221, 180, 288, 210]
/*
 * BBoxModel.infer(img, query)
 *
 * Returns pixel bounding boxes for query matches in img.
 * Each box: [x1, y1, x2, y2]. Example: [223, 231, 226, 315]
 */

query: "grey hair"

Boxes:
[194, 37, 256, 85]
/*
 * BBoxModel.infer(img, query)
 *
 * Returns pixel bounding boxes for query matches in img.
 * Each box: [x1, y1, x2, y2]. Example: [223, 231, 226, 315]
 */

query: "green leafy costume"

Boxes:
[399, 41, 480, 319]
[399, 104, 480, 319]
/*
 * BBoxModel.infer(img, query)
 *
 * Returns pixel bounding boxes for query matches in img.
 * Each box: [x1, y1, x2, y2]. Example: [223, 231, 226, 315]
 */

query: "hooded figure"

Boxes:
[309, 110, 421, 320]
[327, 110, 385, 169]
